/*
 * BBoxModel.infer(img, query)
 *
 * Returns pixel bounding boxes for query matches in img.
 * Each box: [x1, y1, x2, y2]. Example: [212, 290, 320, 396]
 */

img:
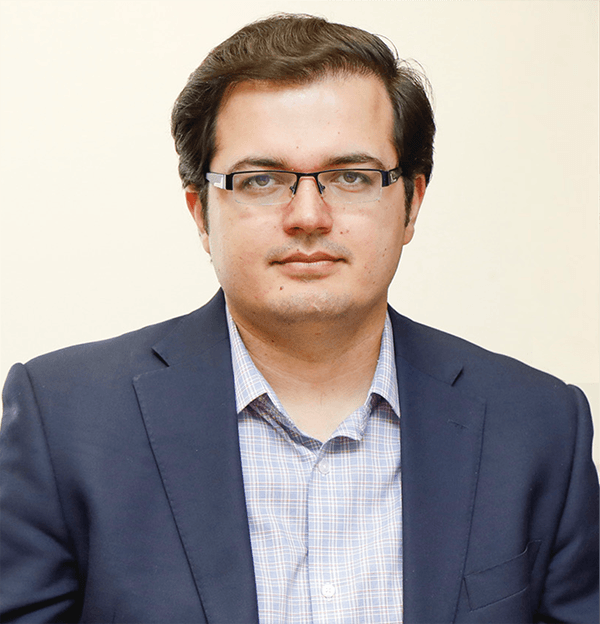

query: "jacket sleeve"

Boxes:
[536, 385, 599, 624]
[0, 363, 82, 623]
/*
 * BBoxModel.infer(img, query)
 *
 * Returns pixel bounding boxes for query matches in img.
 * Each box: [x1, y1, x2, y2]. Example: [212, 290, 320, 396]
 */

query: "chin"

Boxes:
[269, 291, 358, 323]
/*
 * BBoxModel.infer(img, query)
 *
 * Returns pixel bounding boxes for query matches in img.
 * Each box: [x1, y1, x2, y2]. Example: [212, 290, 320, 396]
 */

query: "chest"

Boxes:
[238, 404, 404, 624]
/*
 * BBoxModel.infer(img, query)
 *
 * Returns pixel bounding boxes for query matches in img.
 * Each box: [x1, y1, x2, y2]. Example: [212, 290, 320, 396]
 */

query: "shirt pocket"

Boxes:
[463, 540, 541, 611]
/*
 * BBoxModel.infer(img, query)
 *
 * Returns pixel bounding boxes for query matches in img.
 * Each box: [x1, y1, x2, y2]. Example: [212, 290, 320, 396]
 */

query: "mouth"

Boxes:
[271, 251, 345, 279]
[272, 252, 343, 265]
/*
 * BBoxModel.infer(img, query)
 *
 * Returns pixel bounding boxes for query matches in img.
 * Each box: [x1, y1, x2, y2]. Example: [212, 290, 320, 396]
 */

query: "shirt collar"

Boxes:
[226, 306, 400, 420]
[370, 312, 400, 416]
[226, 308, 279, 414]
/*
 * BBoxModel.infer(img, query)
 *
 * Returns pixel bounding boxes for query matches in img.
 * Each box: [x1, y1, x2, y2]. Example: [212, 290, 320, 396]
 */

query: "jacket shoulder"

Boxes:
[16, 291, 228, 385]
[389, 308, 577, 402]
[20, 314, 185, 385]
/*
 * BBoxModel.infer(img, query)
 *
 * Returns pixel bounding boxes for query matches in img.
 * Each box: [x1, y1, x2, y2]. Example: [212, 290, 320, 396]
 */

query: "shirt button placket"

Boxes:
[308, 451, 338, 623]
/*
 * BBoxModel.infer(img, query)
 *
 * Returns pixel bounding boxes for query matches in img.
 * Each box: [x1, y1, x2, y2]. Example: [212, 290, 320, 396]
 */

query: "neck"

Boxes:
[228, 299, 387, 440]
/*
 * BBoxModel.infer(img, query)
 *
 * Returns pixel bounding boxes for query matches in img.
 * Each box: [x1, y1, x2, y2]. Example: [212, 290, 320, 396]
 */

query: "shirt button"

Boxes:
[318, 459, 331, 475]
[321, 583, 336, 599]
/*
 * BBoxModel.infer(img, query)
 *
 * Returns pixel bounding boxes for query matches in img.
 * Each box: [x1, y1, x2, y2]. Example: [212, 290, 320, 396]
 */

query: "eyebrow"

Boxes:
[228, 152, 389, 173]
[323, 152, 388, 170]
[229, 157, 288, 172]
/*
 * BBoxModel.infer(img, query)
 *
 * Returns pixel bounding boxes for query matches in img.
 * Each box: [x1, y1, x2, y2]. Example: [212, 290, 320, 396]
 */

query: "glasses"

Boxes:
[205, 167, 402, 206]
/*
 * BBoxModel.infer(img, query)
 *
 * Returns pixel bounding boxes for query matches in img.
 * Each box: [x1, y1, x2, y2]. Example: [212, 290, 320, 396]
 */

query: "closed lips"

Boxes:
[273, 253, 342, 264]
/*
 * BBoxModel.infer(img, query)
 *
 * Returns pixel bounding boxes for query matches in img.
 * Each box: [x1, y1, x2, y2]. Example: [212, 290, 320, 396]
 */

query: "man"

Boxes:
[0, 13, 597, 624]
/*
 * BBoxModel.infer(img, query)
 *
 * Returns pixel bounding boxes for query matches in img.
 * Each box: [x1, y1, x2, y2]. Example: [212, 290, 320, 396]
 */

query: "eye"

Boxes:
[341, 171, 362, 184]
[243, 173, 276, 189]
[329, 170, 374, 188]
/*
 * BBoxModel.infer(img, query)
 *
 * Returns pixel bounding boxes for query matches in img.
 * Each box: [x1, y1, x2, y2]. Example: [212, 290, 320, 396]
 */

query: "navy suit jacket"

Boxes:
[1, 291, 598, 623]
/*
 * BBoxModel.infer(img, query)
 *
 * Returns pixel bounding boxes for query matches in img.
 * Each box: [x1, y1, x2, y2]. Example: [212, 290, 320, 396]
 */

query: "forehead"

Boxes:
[211, 74, 397, 171]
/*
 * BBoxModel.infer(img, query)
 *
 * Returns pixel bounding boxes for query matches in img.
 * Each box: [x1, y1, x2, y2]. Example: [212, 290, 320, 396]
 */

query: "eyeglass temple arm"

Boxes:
[205, 172, 229, 190]
[381, 166, 402, 187]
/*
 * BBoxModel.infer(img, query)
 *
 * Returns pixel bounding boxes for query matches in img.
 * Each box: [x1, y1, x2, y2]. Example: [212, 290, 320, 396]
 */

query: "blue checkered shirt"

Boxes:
[227, 310, 403, 624]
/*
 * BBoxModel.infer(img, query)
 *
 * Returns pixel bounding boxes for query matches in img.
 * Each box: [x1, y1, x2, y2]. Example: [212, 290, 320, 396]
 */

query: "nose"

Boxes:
[282, 176, 333, 236]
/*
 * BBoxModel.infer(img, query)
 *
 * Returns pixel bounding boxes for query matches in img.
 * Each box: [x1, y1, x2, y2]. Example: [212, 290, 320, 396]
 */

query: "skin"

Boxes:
[186, 73, 426, 440]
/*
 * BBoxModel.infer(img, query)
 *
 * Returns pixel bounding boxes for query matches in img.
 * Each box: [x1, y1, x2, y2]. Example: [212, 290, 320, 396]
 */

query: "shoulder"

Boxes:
[389, 310, 597, 530]
[388, 307, 585, 418]
[20, 313, 186, 386]
[12, 291, 228, 388]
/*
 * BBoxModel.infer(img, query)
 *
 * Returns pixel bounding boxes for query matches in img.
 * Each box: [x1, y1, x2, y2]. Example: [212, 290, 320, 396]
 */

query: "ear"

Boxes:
[403, 174, 426, 245]
[185, 186, 210, 255]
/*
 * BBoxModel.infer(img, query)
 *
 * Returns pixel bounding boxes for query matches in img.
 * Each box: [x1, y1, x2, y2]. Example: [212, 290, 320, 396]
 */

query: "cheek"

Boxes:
[357, 217, 405, 282]
[208, 217, 273, 284]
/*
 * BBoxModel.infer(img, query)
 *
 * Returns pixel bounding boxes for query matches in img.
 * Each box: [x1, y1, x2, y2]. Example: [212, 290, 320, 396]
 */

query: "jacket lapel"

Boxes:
[391, 310, 485, 624]
[133, 292, 259, 624]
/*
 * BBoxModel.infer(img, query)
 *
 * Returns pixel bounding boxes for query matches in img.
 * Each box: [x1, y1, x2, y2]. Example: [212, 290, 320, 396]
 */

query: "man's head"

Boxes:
[171, 13, 435, 228]
[174, 14, 434, 329]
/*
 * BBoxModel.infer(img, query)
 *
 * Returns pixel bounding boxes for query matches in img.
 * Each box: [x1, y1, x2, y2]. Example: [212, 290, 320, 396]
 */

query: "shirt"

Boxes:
[227, 310, 403, 624]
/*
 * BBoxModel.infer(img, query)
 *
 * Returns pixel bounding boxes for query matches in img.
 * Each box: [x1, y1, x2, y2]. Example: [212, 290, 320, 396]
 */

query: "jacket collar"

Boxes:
[151, 290, 230, 367]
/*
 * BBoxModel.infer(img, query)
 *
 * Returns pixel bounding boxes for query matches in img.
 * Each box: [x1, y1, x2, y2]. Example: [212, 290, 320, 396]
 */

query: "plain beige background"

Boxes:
[1, 0, 598, 462]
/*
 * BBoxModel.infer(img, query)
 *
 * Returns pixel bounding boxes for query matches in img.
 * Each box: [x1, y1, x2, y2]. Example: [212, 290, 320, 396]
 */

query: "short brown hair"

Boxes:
[171, 13, 435, 225]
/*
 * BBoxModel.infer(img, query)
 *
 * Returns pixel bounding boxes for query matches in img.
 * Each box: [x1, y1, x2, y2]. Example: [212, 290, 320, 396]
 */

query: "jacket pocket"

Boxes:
[463, 540, 541, 610]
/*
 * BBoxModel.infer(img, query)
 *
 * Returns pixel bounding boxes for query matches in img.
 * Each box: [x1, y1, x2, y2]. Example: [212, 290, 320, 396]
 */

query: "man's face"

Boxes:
[187, 73, 425, 328]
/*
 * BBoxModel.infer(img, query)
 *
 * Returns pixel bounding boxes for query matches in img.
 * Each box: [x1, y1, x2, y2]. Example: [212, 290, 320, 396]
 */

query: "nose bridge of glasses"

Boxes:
[291, 172, 326, 196]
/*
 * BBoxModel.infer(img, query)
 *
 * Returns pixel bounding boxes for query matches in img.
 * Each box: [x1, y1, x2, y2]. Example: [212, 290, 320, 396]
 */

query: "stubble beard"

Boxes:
[264, 289, 364, 328]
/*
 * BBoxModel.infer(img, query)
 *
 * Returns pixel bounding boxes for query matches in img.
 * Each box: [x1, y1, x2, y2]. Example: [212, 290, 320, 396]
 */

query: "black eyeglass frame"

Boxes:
[205, 167, 403, 195]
